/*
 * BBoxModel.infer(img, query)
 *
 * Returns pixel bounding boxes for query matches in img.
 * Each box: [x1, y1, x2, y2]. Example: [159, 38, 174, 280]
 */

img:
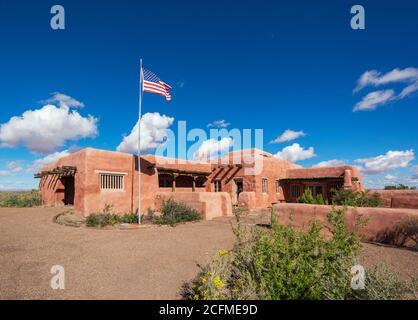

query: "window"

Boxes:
[100, 173, 124, 190]
[158, 174, 173, 188]
[214, 180, 222, 192]
[314, 186, 323, 197]
[262, 178, 268, 193]
[291, 185, 301, 198]
[196, 177, 206, 188]
[307, 185, 323, 197]
[275, 180, 280, 193]
[328, 182, 342, 200]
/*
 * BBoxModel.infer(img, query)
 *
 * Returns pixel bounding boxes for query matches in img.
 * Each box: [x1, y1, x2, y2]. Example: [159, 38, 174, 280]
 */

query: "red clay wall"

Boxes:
[211, 149, 299, 209]
[273, 203, 418, 247]
[155, 192, 233, 220]
[39, 150, 86, 213]
[369, 189, 418, 209]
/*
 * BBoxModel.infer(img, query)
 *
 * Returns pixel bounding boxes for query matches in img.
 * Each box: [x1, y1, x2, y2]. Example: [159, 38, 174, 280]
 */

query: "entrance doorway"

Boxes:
[61, 176, 75, 205]
[232, 178, 243, 205]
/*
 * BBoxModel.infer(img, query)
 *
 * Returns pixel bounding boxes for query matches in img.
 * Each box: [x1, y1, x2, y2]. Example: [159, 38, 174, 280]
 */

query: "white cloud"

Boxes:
[353, 67, 418, 111]
[0, 94, 97, 153]
[355, 149, 415, 175]
[365, 173, 418, 189]
[207, 120, 230, 128]
[412, 165, 418, 179]
[0, 161, 24, 177]
[116, 112, 174, 153]
[27, 149, 71, 173]
[6, 161, 23, 173]
[312, 159, 346, 168]
[384, 174, 396, 181]
[274, 143, 316, 162]
[41, 92, 85, 108]
[270, 129, 306, 144]
[0, 180, 35, 191]
[353, 90, 395, 111]
[0, 170, 13, 177]
[399, 81, 418, 99]
[355, 67, 418, 92]
[194, 137, 233, 161]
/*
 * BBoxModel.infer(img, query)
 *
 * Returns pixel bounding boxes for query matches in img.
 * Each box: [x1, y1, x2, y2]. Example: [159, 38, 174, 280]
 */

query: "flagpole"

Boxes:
[137, 59, 143, 224]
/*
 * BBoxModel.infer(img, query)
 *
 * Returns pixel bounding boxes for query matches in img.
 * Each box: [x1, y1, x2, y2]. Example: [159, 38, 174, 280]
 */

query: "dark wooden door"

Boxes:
[62, 177, 75, 205]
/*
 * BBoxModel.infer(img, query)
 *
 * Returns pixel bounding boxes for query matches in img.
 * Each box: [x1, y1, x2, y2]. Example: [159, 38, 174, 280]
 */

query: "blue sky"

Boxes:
[1, 0, 418, 190]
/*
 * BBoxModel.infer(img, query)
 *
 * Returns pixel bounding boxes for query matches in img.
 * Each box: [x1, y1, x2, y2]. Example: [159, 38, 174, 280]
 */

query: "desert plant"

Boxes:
[183, 207, 364, 300]
[297, 189, 326, 205]
[152, 198, 202, 226]
[119, 213, 139, 224]
[0, 190, 41, 207]
[331, 189, 383, 207]
[85, 213, 120, 227]
[349, 263, 414, 300]
[384, 184, 416, 190]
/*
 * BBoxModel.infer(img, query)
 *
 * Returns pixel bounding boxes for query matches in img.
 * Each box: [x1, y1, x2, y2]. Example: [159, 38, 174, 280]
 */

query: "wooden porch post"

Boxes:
[172, 173, 178, 192]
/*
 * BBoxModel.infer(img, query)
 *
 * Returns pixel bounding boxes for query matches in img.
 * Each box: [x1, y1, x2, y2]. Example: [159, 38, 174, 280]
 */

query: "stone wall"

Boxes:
[370, 189, 418, 209]
[273, 203, 418, 248]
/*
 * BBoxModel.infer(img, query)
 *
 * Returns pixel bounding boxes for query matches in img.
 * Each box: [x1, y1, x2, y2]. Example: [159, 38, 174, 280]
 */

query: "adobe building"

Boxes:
[36, 148, 363, 218]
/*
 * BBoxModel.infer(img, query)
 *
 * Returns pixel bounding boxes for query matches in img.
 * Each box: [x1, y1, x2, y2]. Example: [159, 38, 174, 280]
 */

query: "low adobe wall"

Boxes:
[155, 192, 233, 220]
[369, 189, 418, 209]
[273, 203, 418, 248]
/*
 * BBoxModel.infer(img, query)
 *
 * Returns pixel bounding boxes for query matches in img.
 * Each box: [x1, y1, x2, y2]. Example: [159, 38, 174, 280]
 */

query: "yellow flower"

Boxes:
[217, 249, 228, 256]
[212, 275, 224, 289]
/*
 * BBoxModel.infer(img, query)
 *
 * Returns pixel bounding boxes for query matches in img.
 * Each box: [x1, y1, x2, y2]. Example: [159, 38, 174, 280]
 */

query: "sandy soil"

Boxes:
[0, 207, 417, 299]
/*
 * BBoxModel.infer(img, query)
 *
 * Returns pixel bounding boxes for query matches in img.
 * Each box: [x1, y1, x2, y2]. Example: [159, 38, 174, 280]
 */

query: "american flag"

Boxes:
[142, 68, 172, 101]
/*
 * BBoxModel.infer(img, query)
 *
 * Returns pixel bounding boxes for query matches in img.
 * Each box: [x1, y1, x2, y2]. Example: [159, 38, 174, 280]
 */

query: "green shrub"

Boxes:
[119, 213, 139, 224]
[331, 189, 383, 207]
[297, 189, 326, 205]
[85, 213, 120, 227]
[0, 190, 41, 207]
[384, 184, 416, 190]
[152, 198, 202, 226]
[183, 208, 364, 300]
[86, 203, 140, 227]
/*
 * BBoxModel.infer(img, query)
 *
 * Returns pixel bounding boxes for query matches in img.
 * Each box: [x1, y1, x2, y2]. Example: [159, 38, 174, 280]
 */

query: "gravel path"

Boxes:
[0, 207, 235, 299]
[0, 207, 417, 299]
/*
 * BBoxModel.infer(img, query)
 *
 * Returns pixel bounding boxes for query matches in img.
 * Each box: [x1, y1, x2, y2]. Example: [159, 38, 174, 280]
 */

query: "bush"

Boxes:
[119, 213, 139, 224]
[384, 184, 416, 190]
[86, 204, 140, 227]
[85, 213, 121, 227]
[182, 208, 364, 300]
[152, 198, 202, 226]
[297, 189, 326, 205]
[331, 189, 383, 207]
[0, 190, 41, 207]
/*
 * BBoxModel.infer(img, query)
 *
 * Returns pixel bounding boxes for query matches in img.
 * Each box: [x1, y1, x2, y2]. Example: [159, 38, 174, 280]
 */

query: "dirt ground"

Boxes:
[0, 207, 417, 299]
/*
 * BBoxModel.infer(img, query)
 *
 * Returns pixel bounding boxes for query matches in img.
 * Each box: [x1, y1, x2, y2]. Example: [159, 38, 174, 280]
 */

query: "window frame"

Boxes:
[95, 170, 127, 191]
[275, 179, 280, 194]
[214, 180, 222, 192]
[262, 178, 268, 194]
[291, 184, 301, 198]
